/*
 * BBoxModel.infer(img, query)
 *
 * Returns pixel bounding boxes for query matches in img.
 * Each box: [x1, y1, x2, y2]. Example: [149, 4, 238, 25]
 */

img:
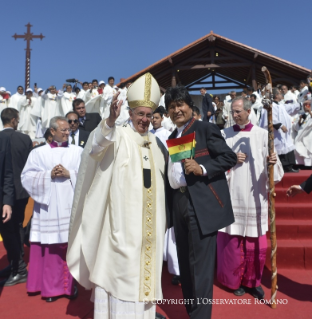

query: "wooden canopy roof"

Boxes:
[120, 31, 311, 92]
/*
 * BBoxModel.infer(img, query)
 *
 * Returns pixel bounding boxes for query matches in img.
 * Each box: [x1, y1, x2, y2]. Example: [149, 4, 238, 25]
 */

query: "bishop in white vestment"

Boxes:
[67, 73, 167, 319]
[9, 86, 24, 111]
[21, 116, 82, 300]
[218, 97, 283, 299]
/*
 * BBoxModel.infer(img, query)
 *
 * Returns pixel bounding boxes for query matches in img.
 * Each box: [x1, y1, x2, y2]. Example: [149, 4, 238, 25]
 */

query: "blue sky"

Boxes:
[1, 0, 311, 94]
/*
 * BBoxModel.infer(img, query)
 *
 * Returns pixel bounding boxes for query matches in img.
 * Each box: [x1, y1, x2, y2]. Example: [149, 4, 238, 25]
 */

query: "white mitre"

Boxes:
[127, 72, 160, 110]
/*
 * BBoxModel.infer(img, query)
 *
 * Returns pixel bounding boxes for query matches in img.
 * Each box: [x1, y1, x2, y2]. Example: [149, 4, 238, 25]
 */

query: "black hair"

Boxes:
[153, 106, 164, 117]
[200, 87, 206, 91]
[82, 82, 89, 86]
[192, 105, 200, 116]
[17, 86, 23, 90]
[92, 79, 98, 84]
[158, 105, 167, 114]
[250, 94, 257, 99]
[44, 128, 52, 140]
[66, 84, 72, 88]
[246, 87, 253, 92]
[65, 111, 79, 118]
[73, 98, 84, 110]
[300, 80, 307, 85]
[1, 107, 19, 125]
[108, 76, 115, 82]
[164, 86, 194, 111]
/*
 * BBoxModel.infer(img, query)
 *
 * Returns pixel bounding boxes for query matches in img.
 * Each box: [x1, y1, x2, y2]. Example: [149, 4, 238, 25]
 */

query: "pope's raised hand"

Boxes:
[107, 92, 123, 127]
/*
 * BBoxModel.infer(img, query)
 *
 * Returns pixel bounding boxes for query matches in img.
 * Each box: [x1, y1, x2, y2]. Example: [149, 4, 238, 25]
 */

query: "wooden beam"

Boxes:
[188, 85, 245, 91]
[185, 72, 212, 88]
[178, 63, 251, 70]
[211, 73, 248, 87]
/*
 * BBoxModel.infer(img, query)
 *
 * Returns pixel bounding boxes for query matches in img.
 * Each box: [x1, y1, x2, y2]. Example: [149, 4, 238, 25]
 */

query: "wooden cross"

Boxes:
[12, 23, 45, 89]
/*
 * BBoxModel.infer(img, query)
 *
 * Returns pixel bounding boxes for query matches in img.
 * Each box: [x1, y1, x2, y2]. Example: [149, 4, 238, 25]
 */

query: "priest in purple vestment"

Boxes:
[218, 97, 283, 300]
[21, 116, 83, 302]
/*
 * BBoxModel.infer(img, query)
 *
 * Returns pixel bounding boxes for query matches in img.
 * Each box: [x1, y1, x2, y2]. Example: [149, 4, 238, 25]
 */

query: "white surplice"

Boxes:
[41, 91, 63, 130]
[67, 120, 166, 305]
[223, 99, 235, 128]
[220, 125, 284, 237]
[21, 144, 83, 244]
[77, 89, 88, 102]
[9, 92, 24, 111]
[283, 90, 297, 103]
[18, 96, 37, 139]
[31, 96, 45, 138]
[259, 102, 295, 155]
[293, 113, 312, 166]
[61, 92, 76, 116]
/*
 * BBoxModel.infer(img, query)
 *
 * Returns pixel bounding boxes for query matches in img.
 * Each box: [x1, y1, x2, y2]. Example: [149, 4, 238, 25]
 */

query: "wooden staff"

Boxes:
[261, 66, 277, 308]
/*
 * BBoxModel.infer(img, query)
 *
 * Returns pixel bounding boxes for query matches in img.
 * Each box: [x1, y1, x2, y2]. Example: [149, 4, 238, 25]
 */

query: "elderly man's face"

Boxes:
[231, 99, 250, 126]
[67, 113, 79, 133]
[129, 106, 152, 134]
[50, 120, 70, 143]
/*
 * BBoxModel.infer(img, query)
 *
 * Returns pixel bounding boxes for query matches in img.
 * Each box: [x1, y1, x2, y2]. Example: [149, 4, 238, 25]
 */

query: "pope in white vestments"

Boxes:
[21, 116, 82, 301]
[218, 97, 283, 299]
[67, 73, 167, 319]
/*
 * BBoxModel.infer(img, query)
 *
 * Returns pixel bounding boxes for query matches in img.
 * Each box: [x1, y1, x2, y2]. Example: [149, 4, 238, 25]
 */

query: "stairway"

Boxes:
[265, 170, 312, 269]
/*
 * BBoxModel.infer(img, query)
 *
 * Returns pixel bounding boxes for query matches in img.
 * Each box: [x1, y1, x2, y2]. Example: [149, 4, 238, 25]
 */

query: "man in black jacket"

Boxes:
[66, 111, 90, 148]
[200, 87, 214, 122]
[0, 108, 32, 286]
[165, 86, 237, 319]
[287, 175, 312, 196]
[73, 98, 102, 132]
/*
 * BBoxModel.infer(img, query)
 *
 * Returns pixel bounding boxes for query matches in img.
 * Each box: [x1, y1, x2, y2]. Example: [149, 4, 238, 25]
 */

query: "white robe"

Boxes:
[61, 92, 76, 116]
[259, 102, 295, 155]
[162, 116, 175, 132]
[41, 91, 63, 130]
[31, 96, 45, 138]
[223, 99, 235, 128]
[9, 92, 24, 111]
[21, 144, 83, 244]
[0, 96, 9, 130]
[18, 96, 38, 139]
[77, 89, 88, 102]
[102, 86, 116, 118]
[293, 113, 312, 166]
[150, 126, 171, 148]
[220, 125, 284, 237]
[283, 90, 297, 103]
[115, 89, 130, 126]
[67, 121, 166, 303]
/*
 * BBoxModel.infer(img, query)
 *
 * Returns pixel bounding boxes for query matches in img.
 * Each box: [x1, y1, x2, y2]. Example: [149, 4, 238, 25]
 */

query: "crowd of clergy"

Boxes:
[0, 73, 312, 319]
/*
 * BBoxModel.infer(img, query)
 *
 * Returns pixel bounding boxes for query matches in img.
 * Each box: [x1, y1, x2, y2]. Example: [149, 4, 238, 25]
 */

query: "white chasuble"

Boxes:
[61, 92, 76, 115]
[21, 144, 83, 244]
[9, 92, 24, 111]
[220, 125, 284, 237]
[18, 96, 37, 139]
[67, 120, 166, 302]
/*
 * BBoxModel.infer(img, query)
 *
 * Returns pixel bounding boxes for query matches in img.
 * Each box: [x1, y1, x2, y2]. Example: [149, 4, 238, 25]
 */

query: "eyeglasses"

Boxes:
[132, 110, 152, 119]
[68, 119, 78, 124]
[58, 129, 71, 133]
[230, 110, 243, 115]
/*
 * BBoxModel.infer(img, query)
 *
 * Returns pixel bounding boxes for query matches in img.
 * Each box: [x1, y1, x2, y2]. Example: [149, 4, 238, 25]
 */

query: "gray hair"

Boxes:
[49, 116, 68, 130]
[231, 96, 251, 111]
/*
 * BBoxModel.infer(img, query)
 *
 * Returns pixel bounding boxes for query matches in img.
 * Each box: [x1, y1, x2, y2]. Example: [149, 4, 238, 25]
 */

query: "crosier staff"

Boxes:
[261, 66, 277, 308]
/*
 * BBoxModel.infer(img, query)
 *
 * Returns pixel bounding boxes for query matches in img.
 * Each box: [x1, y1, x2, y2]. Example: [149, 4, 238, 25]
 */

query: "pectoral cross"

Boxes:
[12, 23, 45, 89]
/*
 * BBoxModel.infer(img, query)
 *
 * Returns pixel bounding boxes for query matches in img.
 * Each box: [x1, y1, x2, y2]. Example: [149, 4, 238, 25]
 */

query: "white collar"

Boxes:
[238, 121, 250, 129]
